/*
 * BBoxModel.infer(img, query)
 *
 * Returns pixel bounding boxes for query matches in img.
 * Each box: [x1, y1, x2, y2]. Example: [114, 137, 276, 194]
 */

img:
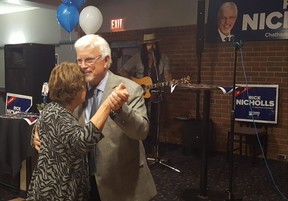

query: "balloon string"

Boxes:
[69, 32, 75, 62]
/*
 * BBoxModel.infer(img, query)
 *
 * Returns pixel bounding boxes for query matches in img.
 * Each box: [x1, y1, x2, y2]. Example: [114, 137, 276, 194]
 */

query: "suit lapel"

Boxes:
[101, 71, 119, 104]
[75, 71, 120, 124]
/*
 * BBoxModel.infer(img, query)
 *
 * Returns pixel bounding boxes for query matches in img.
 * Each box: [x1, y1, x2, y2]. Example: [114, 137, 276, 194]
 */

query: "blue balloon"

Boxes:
[61, 0, 72, 5]
[56, 3, 79, 33]
[71, 0, 86, 10]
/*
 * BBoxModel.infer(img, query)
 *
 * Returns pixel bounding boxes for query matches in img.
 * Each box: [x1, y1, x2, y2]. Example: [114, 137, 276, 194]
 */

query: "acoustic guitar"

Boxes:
[131, 76, 191, 98]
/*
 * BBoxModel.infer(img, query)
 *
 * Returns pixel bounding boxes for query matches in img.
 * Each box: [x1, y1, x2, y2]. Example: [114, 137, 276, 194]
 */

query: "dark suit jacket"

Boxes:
[74, 71, 157, 201]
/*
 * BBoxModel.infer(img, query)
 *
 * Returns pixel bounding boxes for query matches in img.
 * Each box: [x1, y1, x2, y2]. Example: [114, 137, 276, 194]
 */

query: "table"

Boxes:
[177, 84, 225, 200]
[0, 116, 36, 190]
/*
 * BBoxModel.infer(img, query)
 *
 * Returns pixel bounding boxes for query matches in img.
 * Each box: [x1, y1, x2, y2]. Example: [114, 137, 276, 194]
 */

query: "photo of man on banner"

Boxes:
[217, 2, 238, 42]
[206, 0, 288, 43]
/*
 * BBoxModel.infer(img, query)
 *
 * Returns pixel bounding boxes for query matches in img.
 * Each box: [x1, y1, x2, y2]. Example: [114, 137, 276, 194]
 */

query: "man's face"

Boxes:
[218, 8, 237, 36]
[76, 46, 109, 87]
[146, 42, 156, 53]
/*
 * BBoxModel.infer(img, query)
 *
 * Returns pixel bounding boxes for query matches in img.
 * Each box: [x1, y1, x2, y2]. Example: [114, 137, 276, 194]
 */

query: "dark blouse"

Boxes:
[26, 102, 103, 201]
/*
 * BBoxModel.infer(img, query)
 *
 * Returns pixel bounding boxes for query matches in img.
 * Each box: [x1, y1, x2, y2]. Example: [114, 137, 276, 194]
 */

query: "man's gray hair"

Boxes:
[217, 2, 238, 19]
[74, 34, 112, 67]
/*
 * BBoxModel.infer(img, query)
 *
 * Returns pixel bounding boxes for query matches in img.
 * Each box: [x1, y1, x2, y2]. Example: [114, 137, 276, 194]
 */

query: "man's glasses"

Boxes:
[76, 55, 102, 66]
[219, 16, 236, 22]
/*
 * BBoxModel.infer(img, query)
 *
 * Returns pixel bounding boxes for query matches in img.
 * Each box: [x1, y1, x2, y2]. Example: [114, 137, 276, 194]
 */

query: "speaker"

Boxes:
[196, 0, 205, 53]
[182, 118, 214, 156]
[4, 43, 55, 113]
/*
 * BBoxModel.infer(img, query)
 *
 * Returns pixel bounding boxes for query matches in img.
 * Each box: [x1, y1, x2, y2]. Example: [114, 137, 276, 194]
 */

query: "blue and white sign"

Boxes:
[206, 0, 288, 43]
[6, 93, 33, 114]
[234, 84, 279, 124]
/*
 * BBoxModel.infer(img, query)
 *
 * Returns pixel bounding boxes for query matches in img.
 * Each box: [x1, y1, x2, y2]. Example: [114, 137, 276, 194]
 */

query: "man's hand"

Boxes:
[33, 125, 41, 153]
[108, 83, 129, 111]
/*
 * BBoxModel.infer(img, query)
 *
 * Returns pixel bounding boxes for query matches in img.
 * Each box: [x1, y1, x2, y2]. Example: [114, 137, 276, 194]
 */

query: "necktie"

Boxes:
[89, 88, 99, 175]
[224, 35, 235, 42]
[90, 88, 99, 119]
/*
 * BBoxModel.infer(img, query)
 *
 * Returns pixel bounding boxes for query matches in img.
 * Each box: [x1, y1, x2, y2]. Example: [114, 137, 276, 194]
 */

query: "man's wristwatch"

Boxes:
[110, 108, 122, 120]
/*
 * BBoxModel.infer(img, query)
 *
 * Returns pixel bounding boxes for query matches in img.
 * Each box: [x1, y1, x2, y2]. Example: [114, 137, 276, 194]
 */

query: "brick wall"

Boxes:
[100, 25, 288, 160]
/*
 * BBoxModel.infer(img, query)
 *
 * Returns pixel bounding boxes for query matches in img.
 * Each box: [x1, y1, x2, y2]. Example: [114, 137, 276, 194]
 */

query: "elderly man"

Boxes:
[217, 2, 238, 42]
[34, 34, 157, 201]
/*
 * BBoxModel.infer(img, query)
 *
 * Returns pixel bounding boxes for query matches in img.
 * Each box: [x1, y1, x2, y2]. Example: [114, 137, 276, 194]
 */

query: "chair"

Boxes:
[227, 122, 268, 165]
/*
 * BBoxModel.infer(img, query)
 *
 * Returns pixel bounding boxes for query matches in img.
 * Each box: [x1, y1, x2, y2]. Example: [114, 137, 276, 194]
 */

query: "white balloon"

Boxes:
[79, 6, 103, 34]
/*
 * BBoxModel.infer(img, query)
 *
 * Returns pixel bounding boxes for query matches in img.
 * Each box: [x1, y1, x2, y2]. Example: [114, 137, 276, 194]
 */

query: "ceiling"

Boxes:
[0, 0, 103, 15]
[26, 0, 59, 7]
[0, 0, 63, 15]
[0, 2, 37, 15]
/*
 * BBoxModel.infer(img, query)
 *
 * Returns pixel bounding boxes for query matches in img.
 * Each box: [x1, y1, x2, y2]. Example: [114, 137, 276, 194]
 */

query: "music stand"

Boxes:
[146, 52, 181, 173]
[146, 91, 181, 173]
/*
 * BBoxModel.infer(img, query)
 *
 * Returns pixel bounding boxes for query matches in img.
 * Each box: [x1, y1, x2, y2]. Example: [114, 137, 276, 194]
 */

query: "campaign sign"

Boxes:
[234, 85, 279, 124]
[6, 93, 33, 114]
[206, 0, 288, 43]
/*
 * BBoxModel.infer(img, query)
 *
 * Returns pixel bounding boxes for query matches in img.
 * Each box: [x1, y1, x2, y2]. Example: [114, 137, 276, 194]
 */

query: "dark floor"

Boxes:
[149, 144, 288, 201]
[1, 143, 288, 201]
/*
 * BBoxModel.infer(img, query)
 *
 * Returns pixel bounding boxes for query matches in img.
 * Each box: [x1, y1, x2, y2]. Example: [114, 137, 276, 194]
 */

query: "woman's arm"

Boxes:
[32, 125, 41, 153]
[90, 83, 129, 130]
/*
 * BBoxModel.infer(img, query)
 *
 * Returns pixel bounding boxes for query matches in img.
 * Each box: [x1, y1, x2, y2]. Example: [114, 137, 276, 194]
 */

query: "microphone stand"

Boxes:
[226, 39, 243, 201]
[146, 51, 181, 173]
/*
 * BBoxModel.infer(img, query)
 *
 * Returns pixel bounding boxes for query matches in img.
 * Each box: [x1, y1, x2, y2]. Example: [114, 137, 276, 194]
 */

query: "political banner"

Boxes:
[206, 0, 288, 43]
[6, 93, 33, 114]
[234, 84, 279, 124]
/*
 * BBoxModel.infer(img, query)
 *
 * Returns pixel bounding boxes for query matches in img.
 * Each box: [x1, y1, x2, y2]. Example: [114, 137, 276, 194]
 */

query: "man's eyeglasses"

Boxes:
[219, 16, 237, 22]
[76, 55, 102, 66]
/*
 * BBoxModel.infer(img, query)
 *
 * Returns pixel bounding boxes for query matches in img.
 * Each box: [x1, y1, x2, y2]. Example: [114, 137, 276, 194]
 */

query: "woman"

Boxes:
[26, 62, 129, 200]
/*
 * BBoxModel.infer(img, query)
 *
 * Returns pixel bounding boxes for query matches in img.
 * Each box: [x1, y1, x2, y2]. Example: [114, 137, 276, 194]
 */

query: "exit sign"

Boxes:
[111, 18, 125, 32]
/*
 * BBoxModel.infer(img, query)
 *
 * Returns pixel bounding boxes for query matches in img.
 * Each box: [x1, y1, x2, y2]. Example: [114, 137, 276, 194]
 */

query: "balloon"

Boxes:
[56, 3, 79, 33]
[61, 0, 71, 5]
[79, 6, 103, 34]
[71, 0, 86, 9]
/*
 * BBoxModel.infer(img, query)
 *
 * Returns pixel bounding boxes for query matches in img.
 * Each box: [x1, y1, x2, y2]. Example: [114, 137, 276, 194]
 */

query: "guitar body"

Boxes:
[131, 76, 153, 98]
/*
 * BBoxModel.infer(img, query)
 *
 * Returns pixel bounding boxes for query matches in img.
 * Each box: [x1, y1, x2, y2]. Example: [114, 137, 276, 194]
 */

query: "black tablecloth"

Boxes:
[0, 117, 35, 176]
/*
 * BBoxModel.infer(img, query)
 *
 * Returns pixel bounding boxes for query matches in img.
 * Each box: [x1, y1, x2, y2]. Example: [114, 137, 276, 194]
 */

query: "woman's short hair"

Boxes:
[48, 62, 85, 104]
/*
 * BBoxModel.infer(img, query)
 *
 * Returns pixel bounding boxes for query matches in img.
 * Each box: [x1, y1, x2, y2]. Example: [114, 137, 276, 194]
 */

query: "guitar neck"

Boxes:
[146, 81, 171, 90]
[131, 76, 191, 92]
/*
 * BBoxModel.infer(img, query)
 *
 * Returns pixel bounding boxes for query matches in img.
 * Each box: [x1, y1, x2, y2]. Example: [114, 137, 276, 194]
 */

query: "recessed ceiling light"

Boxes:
[0, 2, 38, 15]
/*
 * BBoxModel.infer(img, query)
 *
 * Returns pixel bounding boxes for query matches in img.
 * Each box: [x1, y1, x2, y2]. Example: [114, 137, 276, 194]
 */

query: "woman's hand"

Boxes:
[33, 125, 41, 153]
[108, 83, 129, 111]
